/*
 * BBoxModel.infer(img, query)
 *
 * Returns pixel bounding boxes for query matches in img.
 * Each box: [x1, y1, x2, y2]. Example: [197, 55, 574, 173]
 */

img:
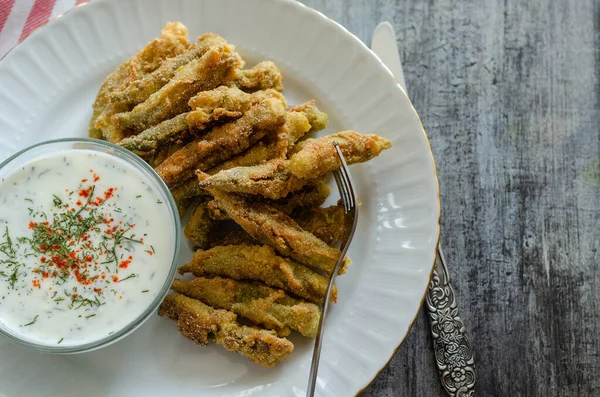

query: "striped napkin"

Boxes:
[0, 0, 88, 58]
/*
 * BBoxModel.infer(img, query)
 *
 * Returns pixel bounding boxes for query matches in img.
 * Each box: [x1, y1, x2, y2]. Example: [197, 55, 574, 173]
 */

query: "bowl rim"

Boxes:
[0, 137, 182, 354]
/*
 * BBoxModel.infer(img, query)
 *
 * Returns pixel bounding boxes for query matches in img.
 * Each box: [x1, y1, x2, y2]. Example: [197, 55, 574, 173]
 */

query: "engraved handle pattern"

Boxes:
[425, 247, 476, 397]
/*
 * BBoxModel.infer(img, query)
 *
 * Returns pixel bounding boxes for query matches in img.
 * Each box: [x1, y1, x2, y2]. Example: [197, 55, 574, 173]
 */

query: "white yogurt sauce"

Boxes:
[0, 149, 175, 346]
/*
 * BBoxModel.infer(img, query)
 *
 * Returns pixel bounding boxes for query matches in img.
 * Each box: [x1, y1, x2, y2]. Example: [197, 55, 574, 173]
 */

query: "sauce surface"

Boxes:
[0, 149, 175, 346]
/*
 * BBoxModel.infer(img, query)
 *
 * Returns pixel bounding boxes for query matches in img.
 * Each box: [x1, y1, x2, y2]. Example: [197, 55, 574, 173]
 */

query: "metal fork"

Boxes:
[306, 142, 359, 397]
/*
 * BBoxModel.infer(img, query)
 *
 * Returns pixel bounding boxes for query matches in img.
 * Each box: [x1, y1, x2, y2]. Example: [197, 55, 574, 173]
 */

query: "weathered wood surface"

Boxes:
[300, 0, 600, 395]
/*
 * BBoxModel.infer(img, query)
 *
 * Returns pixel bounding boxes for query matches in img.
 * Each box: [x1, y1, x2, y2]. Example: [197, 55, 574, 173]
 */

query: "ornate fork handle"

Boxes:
[425, 245, 476, 397]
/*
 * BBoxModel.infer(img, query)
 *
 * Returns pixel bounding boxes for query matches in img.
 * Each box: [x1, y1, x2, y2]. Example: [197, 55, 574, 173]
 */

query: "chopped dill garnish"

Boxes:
[23, 315, 38, 326]
[119, 274, 136, 283]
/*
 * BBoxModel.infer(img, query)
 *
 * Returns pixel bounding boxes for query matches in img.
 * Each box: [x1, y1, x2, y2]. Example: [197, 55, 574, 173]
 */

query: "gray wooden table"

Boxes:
[300, 0, 600, 395]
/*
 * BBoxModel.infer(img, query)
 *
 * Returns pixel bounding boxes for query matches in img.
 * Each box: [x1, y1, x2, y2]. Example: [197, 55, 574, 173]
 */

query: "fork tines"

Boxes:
[306, 142, 359, 397]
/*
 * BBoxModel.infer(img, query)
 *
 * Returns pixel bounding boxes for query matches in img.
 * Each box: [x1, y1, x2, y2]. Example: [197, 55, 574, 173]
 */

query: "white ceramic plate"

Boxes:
[0, 0, 439, 395]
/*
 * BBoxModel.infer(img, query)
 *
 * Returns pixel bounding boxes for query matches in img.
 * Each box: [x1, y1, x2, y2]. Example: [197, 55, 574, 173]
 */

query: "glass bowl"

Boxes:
[0, 138, 181, 354]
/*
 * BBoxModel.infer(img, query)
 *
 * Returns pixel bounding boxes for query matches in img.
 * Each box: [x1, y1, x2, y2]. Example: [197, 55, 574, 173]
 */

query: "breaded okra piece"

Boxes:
[294, 203, 349, 245]
[175, 197, 195, 219]
[206, 110, 310, 174]
[117, 112, 191, 155]
[159, 294, 294, 367]
[199, 159, 305, 199]
[179, 245, 337, 303]
[198, 188, 349, 275]
[114, 43, 241, 134]
[287, 100, 328, 133]
[170, 178, 209, 202]
[156, 97, 286, 186]
[210, 229, 258, 247]
[289, 130, 392, 179]
[109, 33, 230, 106]
[184, 201, 217, 249]
[209, 203, 346, 247]
[171, 277, 321, 338]
[199, 131, 392, 199]
[206, 178, 331, 220]
[90, 22, 189, 140]
[227, 61, 284, 92]
[186, 86, 285, 130]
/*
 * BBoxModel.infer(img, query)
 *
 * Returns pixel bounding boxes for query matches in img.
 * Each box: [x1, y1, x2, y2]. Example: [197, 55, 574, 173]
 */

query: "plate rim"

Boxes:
[0, 0, 442, 394]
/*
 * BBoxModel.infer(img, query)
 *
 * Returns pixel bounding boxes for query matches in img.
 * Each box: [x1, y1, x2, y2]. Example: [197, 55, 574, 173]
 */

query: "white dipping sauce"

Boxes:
[0, 149, 175, 347]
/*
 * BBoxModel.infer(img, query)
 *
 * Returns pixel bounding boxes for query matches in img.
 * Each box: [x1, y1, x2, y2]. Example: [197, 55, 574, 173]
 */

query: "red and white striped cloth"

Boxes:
[0, 0, 89, 58]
